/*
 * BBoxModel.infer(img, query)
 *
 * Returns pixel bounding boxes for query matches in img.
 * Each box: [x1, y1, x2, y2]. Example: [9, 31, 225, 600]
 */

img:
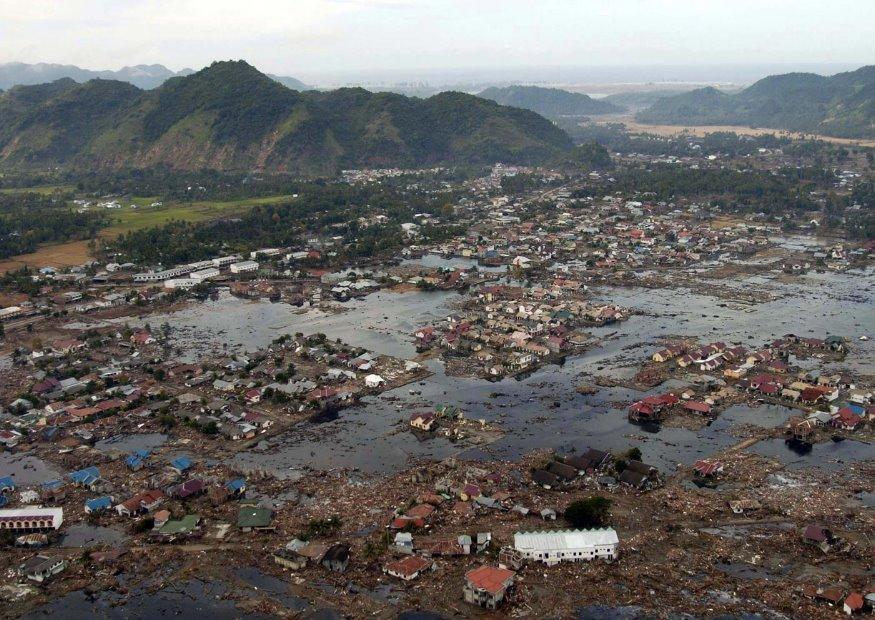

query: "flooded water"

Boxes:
[749, 437, 872, 471]
[24, 579, 271, 620]
[60, 524, 129, 548]
[123, 262, 873, 476]
[93, 433, 167, 454]
[0, 452, 63, 486]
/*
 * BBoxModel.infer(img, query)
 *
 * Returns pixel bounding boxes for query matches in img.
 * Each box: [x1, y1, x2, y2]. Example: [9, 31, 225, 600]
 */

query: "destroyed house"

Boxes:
[19, 555, 67, 583]
[171, 479, 206, 500]
[384, 555, 434, 581]
[565, 448, 612, 472]
[116, 490, 165, 516]
[531, 469, 561, 488]
[321, 544, 350, 573]
[546, 461, 578, 481]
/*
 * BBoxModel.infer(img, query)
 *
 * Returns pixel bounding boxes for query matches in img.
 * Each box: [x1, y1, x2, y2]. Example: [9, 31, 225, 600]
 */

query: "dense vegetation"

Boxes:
[0, 191, 106, 258]
[478, 85, 623, 118]
[564, 496, 612, 529]
[0, 61, 572, 174]
[110, 181, 463, 265]
[637, 66, 875, 139]
[571, 163, 834, 215]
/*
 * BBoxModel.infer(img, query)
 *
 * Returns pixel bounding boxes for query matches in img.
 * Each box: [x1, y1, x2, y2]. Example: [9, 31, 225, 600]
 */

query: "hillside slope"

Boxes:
[637, 66, 875, 139]
[0, 61, 572, 174]
[479, 85, 623, 118]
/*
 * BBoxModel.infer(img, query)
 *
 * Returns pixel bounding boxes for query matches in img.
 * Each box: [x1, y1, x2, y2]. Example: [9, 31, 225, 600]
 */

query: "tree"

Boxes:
[564, 496, 612, 529]
[625, 447, 642, 462]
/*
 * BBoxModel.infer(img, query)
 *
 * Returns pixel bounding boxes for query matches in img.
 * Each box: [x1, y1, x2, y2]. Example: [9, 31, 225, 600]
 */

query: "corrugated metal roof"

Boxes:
[514, 528, 618, 552]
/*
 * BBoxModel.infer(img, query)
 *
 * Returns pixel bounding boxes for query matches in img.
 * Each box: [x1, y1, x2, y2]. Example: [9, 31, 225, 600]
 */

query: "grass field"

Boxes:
[0, 184, 76, 195]
[101, 194, 296, 236]
[0, 239, 94, 272]
[594, 115, 875, 148]
[0, 193, 296, 273]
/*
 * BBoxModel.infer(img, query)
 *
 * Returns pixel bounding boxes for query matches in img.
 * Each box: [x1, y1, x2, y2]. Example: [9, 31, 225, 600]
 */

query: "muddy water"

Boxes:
[60, 523, 129, 548]
[24, 578, 273, 620]
[0, 452, 63, 485]
[93, 433, 167, 454]
[134, 262, 873, 476]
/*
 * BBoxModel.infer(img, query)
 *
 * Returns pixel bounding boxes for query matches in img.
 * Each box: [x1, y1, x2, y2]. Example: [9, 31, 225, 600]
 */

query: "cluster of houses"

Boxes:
[417, 283, 626, 378]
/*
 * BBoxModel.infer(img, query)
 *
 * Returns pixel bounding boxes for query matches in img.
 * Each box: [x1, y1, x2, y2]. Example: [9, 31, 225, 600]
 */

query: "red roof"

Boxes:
[465, 565, 515, 595]
[683, 401, 711, 414]
[406, 504, 435, 520]
[385, 556, 431, 578]
[844, 592, 864, 611]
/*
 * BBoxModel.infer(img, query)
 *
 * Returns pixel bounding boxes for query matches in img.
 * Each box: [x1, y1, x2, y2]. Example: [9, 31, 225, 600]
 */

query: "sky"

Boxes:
[0, 0, 873, 85]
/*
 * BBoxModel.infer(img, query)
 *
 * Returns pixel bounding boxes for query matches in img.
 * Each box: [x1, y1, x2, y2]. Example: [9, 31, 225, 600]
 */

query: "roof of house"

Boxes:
[237, 506, 272, 528]
[159, 514, 200, 535]
[385, 555, 431, 577]
[465, 565, 516, 595]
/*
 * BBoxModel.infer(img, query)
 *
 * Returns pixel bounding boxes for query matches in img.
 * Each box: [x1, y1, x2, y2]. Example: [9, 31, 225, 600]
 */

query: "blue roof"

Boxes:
[69, 466, 101, 484]
[225, 478, 246, 492]
[843, 403, 865, 415]
[132, 449, 151, 459]
[0, 476, 15, 490]
[42, 479, 63, 490]
[125, 454, 145, 468]
[170, 456, 192, 471]
[85, 496, 113, 511]
[0, 495, 7, 508]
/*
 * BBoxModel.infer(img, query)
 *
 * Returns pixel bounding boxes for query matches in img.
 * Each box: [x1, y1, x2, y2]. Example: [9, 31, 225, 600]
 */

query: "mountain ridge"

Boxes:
[636, 66, 875, 139]
[0, 61, 310, 91]
[0, 60, 573, 174]
[479, 85, 623, 118]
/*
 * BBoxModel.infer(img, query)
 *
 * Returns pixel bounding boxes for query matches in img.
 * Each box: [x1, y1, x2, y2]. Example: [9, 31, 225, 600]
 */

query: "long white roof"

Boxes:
[514, 528, 618, 551]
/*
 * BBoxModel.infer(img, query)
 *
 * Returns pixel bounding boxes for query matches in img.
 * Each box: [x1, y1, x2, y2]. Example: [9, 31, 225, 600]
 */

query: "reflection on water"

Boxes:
[61, 523, 129, 548]
[0, 452, 62, 486]
[118, 265, 872, 475]
[93, 433, 167, 454]
[24, 579, 271, 620]
[749, 437, 870, 471]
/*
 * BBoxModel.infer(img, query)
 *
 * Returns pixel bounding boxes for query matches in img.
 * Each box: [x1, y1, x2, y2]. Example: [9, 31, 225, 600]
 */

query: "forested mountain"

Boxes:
[0, 61, 572, 174]
[637, 66, 875, 138]
[479, 85, 623, 118]
[0, 61, 309, 91]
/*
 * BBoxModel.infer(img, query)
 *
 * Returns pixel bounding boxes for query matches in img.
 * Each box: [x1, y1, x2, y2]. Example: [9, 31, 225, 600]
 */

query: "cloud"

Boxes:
[0, 0, 872, 80]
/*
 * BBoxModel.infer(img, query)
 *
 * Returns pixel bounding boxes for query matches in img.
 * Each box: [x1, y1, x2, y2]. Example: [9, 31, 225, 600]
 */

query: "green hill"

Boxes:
[0, 61, 571, 174]
[636, 66, 875, 139]
[479, 85, 623, 118]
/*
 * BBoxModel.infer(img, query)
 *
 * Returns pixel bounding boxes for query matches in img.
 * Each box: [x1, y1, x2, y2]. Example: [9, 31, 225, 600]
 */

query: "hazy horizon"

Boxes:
[1, 0, 872, 87]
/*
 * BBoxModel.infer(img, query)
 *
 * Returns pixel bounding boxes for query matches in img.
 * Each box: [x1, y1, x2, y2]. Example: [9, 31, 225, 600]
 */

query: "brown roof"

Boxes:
[465, 565, 515, 595]
[385, 556, 432, 578]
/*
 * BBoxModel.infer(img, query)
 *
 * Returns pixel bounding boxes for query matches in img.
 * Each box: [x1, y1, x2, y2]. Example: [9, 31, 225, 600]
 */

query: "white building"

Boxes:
[230, 261, 259, 274]
[211, 255, 241, 268]
[513, 528, 618, 565]
[364, 374, 385, 388]
[164, 278, 198, 290]
[190, 268, 220, 282]
[0, 507, 64, 532]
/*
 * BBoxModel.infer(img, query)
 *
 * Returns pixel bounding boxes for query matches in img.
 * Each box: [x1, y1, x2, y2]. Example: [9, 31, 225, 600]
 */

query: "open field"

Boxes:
[101, 194, 296, 236]
[0, 184, 76, 195]
[595, 115, 875, 148]
[0, 194, 296, 273]
[0, 239, 93, 272]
